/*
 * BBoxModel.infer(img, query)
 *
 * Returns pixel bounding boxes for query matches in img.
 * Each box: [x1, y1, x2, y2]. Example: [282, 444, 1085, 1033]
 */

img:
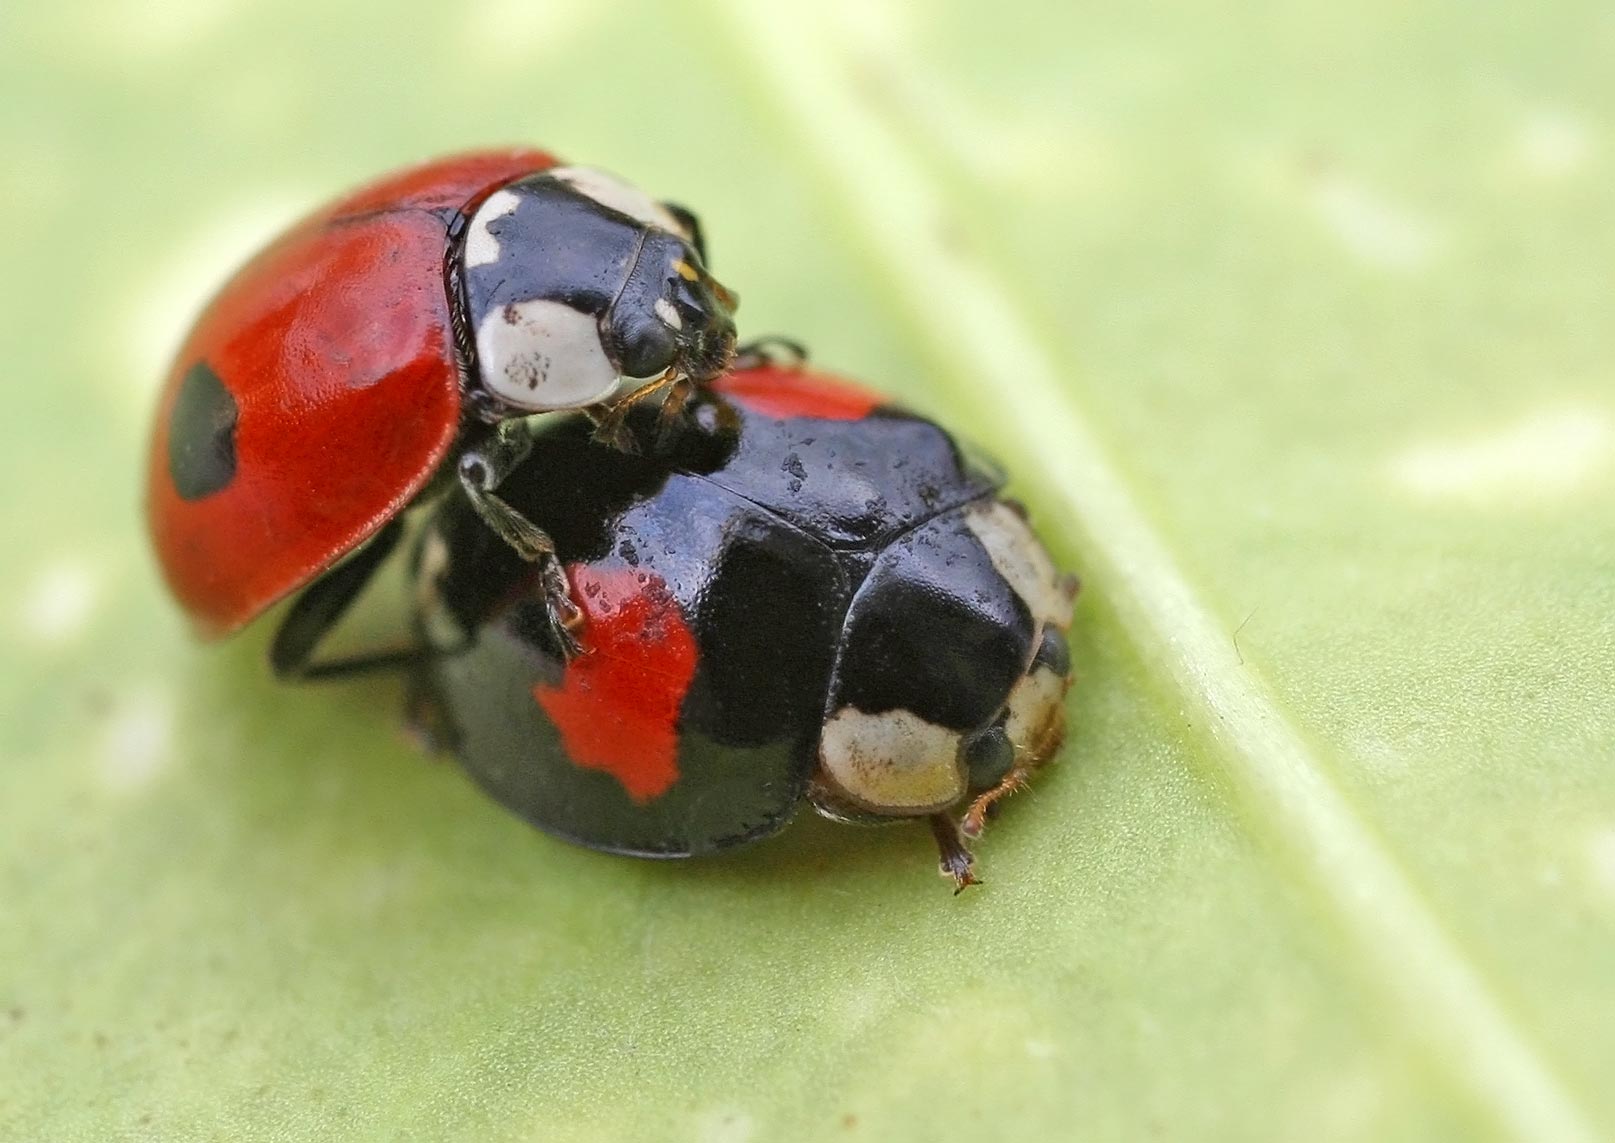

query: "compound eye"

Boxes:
[612, 313, 679, 382]
[963, 723, 1015, 789]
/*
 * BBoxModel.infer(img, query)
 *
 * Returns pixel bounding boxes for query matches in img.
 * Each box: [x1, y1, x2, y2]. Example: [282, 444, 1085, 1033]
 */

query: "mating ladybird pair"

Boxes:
[146, 150, 1078, 890]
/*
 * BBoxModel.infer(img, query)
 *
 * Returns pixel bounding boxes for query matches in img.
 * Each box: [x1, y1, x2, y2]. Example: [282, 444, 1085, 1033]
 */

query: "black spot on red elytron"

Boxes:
[166, 361, 239, 501]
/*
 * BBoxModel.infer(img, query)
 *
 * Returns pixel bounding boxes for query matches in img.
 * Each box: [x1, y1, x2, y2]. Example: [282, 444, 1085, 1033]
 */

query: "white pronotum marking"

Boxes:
[818, 706, 965, 813]
[548, 166, 689, 238]
[653, 297, 683, 330]
[1389, 406, 1613, 503]
[20, 560, 98, 643]
[463, 187, 521, 268]
[476, 298, 621, 410]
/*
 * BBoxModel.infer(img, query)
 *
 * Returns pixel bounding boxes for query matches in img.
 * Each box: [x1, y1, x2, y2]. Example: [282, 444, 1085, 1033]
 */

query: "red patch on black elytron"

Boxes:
[715, 366, 884, 421]
[532, 565, 697, 803]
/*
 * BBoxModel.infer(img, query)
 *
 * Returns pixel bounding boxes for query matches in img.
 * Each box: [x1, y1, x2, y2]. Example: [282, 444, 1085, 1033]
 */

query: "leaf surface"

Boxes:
[2, 2, 1612, 1139]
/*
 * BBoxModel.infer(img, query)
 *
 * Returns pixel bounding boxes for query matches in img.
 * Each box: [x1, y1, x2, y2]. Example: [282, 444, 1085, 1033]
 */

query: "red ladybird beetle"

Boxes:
[146, 149, 738, 672]
[406, 360, 1079, 889]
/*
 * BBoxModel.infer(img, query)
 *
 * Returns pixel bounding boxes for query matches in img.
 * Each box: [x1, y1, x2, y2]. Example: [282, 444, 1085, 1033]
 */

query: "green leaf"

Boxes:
[3, 2, 1612, 1139]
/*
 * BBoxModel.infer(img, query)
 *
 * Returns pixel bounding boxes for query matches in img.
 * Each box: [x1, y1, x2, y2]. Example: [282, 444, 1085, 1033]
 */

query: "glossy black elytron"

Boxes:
[408, 364, 1078, 888]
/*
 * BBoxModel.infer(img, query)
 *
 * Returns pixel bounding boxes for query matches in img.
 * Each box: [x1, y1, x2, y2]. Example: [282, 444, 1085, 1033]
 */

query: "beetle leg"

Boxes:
[732, 336, 809, 372]
[653, 376, 697, 449]
[928, 813, 981, 894]
[588, 369, 683, 451]
[585, 403, 639, 453]
[403, 668, 461, 754]
[458, 422, 584, 659]
[269, 517, 432, 681]
[959, 763, 1036, 841]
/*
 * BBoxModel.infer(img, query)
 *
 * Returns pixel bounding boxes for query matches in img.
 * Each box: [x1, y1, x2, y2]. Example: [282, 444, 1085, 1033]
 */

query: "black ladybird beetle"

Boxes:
[408, 361, 1079, 889]
[145, 150, 737, 672]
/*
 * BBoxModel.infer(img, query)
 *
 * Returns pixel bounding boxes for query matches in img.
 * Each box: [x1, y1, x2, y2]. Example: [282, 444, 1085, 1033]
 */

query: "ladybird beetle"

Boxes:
[407, 361, 1079, 889]
[146, 149, 738, 673]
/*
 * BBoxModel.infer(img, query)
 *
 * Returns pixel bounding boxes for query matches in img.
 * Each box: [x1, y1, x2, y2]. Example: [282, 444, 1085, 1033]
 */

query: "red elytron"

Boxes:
[713, 366, 882, 421]
[146, 149, 737, 675]
[146, 149, 556, 638]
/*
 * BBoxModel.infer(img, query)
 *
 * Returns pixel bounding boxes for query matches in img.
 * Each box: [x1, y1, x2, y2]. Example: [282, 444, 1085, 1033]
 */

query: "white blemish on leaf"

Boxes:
[1024, 1038, 1057, 1059]
[122, 192, 313, 397]
[1311, 174, 1442, 270]
[1388, 406, 1613, 504]
[100, 688, 174, 792]
[825, 0, 1114, 195]
[80, 0, 245, 61]
[19, 559, 98, 644]
[694, 1108, 754, 1143]
[1588, 828, 1615, 899]
[1516, 111, 1594, 180]
[461, 0, 601, 67]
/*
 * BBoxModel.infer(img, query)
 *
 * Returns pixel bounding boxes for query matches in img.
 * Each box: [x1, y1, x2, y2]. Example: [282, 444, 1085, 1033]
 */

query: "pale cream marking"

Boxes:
[965, 501, 1073, 628]
[1002, 665, 1066, 754]
[1388, 405, 1613, 503]
[1311, 173, 1442, 270]
[100, 688, 174, 792]
[463, 187, 522, 268]
[549, 166, 687, 237]
[819, 706, 965, 813]
[476, 298, 620, 410]
[20, 559, 98, 644]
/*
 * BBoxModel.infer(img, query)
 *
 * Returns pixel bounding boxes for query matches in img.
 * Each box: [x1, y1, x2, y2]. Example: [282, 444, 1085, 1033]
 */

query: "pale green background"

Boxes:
[3, 1, 1613, 1140]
